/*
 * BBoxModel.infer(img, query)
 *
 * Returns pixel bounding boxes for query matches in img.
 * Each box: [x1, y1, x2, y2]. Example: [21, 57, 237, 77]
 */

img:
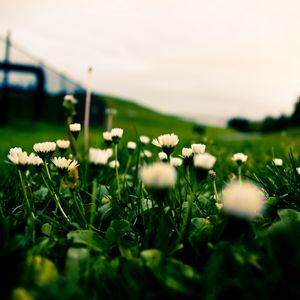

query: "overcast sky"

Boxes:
[1, 0, 300, 124]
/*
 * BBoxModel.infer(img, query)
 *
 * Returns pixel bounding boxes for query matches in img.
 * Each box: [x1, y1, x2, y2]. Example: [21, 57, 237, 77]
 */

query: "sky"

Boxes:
[1, 0, 300, 125]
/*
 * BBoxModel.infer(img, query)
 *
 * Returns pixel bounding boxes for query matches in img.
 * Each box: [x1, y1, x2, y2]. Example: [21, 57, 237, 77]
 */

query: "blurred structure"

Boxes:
[0, 32, 106, 126]
[105, 108, 117, 131]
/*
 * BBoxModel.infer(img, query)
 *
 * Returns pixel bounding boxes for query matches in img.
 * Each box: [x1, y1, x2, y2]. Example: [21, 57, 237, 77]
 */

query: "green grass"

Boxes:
[1, 98, 300, 300]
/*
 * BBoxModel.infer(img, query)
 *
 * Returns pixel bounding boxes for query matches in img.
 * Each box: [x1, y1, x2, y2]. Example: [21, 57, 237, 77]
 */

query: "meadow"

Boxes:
[0, 97, 300, 300]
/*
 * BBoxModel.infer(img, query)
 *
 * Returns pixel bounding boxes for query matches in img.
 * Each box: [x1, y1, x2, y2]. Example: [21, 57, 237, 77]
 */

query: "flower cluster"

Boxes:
[8, 147, 43, 169]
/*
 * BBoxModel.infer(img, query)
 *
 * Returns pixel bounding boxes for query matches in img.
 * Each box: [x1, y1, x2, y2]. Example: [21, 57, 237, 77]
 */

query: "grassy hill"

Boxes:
[1, 94, 299, 169]
[0, 95, 229, 163]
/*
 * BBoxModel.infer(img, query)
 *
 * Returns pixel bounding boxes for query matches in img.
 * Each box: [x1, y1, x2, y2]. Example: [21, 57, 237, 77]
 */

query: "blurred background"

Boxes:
[0, 0, 300, 131]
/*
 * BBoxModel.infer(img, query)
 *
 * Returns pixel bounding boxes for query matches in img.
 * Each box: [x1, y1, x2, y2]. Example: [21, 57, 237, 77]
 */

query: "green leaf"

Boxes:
[266, 197, 279, 206]
[141, 249, 200, 294]
[119, 244, 133, 259]
[64, 248, 90, 282]
[277, 208, 300, 221]
[140, 198, 153, 212]
[41, 223, 52, 236]
[67, 230, 107, 252]
[27, 255, 59, 287]
[33, 186, 48, 202]
[105, 219, 131, 245]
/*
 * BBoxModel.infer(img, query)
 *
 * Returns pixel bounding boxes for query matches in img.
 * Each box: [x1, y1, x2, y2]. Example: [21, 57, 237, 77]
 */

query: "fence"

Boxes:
[0, 33, 106, 126]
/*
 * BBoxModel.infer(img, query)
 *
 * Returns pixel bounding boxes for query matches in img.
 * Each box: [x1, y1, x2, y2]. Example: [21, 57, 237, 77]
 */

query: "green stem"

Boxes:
[90, 179, 97, 229]
[18, 170, 35, 219]
[41, 171, 71, 224]
[213, 179, 219, 203]
[73, 191, 88, 227]
[124, 154, 132, 176]
[179, 194, 193, 243]
[44, 161, 53, 183]
[114, 144, 121, 200]
[238, 165, 242, 183]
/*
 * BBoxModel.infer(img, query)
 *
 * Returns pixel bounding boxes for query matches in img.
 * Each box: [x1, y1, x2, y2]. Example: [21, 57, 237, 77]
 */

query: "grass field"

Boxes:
[1, 99, 300, 299]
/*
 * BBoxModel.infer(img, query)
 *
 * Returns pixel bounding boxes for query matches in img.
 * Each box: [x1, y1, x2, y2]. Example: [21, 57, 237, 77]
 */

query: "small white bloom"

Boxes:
[68, 160, 79, 171]
[296, 167, 300, 175]
[105, 148, 113, 158]
[222, 181, 266, 219]
[27, 153, 43, 166]
[158, 152, 168, 161]
[69, 123, 81, 132]
[9, 147, 23, 156]
[33, 142, 56, 153]
[194, 153, 216, 170]
[109, 160, 120, 169]
[140, 135, 150, 144]
[208, 170, 216, 180]
[111, 128, 123, 138]
[232, 153, 248, 163]
[139, 162, 177, 188]
[89, 148, 110, 165]
[56, 139, 70, 149]
[8, 150, 29, 166]
[152, 133, 179, 149]
[52, 157, 79, 171]
[127, 141, 137, 150]
[141, 150, 152, 158]
[170, 157, 183, 167]
[64, 94, 77, 104]
[216, 202, 223, 210]
[273, 158, 283, 166]
[103, 131, 112, 141]
[181, 147, 193, 158]
[191, 144, 206, 154]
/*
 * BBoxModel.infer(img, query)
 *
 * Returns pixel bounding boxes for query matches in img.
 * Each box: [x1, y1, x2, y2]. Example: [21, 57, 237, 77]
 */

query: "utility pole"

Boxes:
[0, 31, 11, 125]
[105, 108, 117, 131]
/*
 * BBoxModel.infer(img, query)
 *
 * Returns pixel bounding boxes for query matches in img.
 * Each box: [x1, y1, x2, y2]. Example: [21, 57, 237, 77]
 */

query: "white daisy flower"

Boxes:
[27, 153, 43, 166]
[69, 123, 81, 132]
[181, 147, 193, 158]
[194, 153, 216, 170]
[8, 149, 29, 167]
[89, 148, 110, 165]
[296, 167, 300, 175]
[33, 142, 56, 159]
[9, 147, 23, 156]
[64, 94, 77, 104]
[56, 139, 70, 149]
[103, 131, 112, 142]
[158, 152, 168, 161]
[208, 170, 216, 180]
[216, 202, 223, 210]
[111, 128, 123, 139]
[141, 150, 152, 158]
[170, 157, 183, 167]
[191, 144, 206, 154]
[232, 153, 248, 164]
[109, 160, 120, 169]
[152, 133, 179, 150]
[52, 157, 79, 172]
[140, 135, 150, 144]
[273, 158, 283, 166]
[33, 142, 56, 153]
[139, 162, 177, 189]
[127, 141, 137, 150]
[222, 181, 266, 219]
